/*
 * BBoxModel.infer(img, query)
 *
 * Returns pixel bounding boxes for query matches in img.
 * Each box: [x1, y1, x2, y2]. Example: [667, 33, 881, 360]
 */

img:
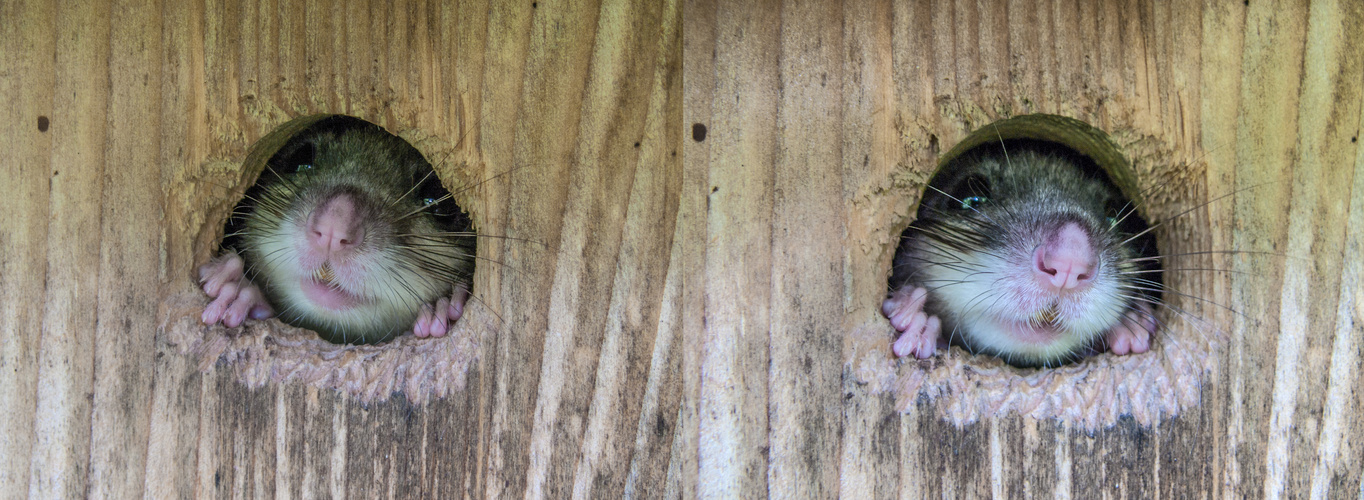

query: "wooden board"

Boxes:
[0, 0, 1360, 497]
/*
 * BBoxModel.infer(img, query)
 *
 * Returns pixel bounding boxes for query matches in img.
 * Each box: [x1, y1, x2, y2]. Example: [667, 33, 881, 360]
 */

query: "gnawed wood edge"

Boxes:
[159, 288, 484, 405]
[849, 313, 1221, 430]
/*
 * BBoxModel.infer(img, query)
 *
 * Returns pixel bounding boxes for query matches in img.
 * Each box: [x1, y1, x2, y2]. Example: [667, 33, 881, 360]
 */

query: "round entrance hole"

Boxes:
[886, 137, 1161, 368]
[160, 114, 489, 403]
[869, 114, 1225, 428]
[217, 115, 476, 345]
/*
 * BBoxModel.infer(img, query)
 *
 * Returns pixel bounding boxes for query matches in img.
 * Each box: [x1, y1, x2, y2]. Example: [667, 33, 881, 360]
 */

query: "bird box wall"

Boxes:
[0, 0, 1361, 498]
[685, 0, 1362, 498]
[1, 0, 684, 498]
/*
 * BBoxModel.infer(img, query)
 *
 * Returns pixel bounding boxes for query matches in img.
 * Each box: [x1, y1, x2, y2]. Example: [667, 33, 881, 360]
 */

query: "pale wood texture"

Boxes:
[1, 0, 1361, 498]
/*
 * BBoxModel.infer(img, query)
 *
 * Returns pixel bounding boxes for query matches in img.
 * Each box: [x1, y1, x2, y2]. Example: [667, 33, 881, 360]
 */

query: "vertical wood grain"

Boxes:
[839, 1, 901, 497]
[570, 0, 683, 496]
[1278, 0, 1364, 495]
[619, 3, 686, 496]
[503, 0, 602, 496]
[27, 2, 111, 498]
[143, 2, 207, 498]
[1230, 3, 1307, 498]
[672, 0, 715, 497]
[697, 0, 780, 497]
[1312, 98, 1364, 498]
[0, 0, 53, 497]
[87, 1, 164, 497]
[1, 0, 1361, 498]
[478, 1, 546, 496]
[768, 1, 845, 497]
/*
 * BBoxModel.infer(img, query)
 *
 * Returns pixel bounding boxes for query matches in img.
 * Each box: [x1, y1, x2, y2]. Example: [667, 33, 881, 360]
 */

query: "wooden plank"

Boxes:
[0, 0, 54, 498]
[568, 0, 683, 496]
[1231, 2, 1307, 497]
[838, 0, 901, 495]
[1198, 2, 1246, 496]
[86, 0, 164, 496]
[1155, 386, 1220, 497]
[143, 350, 203, 499]
[696, 0, 780, 497]
[620, 174, 688, 497]
[26, 2, 111, 498]
[840, 388, 900, 499]
[1312, 95, 1364, 497]
[1282, 1, 1364, 495]
[2, 0, 1362, 497]
[767, 0, 845, 497]
[143, 0, 208, 496]
[475, 1, 538, 497]
[521, 0, 669, 495]
[487, 0, 601, 496]
[669, 0, 716, 497]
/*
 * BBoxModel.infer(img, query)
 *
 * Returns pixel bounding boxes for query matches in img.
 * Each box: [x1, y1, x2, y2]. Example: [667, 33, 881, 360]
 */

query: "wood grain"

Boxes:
[0, 1, 55, 498]
[0, 0, 1360, 497]
[28, 2, 110, 498]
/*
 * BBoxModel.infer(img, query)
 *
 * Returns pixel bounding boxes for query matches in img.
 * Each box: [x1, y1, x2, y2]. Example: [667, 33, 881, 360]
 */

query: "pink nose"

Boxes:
[308, 193, 366, 254]
[1034, 222, 1095, 290]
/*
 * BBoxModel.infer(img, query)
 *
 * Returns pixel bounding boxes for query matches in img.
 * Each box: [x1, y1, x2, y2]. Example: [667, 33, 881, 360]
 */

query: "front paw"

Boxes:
[198, 252, 274, 327]
[1104, 302, 1156, 355]
[882, 287, 943, 359]
[412, 286, 471, 338]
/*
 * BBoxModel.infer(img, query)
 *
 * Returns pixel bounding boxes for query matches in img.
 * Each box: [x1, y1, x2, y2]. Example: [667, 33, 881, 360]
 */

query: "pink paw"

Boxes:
[882, 287, 943, 359]
[412, 286, 471, 338]
[198, 251, 274, 327]
[1104, 302, 1156, 355]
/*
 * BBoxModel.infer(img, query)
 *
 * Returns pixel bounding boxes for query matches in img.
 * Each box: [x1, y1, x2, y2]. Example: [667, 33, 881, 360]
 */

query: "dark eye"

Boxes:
[295, 164, 313, 172]
[1105, 200, 1129, 229]
[422, 197, 438, 207]
[959, 195, 988, 210]
[945, 173, 991, 211]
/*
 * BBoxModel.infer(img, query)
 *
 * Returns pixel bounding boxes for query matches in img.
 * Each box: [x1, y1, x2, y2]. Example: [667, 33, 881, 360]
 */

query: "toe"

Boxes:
[916, 336, 935, 359]
[919, 316, 942, 358]
[891, 312, 941, 359]
[202, 281, 240, 325]
[1108, 325, 1132, 355]
[906, 287, 928, 309]
[448, 288, 469, 321]
[905, 311, 926, 337]
[430, 297, 451, 338]
[881, 297, 900, 318]
[248, 304, 274, 320]
[1125, 314, 1151, 353]
[1129, 334, 1150, 354]
[200, 253, 245, 297]
[892, 333, 916, 357]
[884, 287, 931, 332]
[224, 298, 255, 328]
[224, 285, 270, 327]
[889, 309, 911, 331]
[414, 304, 434, 338]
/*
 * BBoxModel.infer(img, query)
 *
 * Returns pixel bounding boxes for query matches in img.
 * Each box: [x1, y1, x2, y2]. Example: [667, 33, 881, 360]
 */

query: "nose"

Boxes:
[307, 193, 366, 254]
[1033, 222, 1095, 290]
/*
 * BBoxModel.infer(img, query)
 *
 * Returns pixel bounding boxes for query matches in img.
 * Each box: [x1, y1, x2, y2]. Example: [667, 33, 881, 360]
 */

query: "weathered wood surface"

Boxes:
[0, 0, 1361, 498]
